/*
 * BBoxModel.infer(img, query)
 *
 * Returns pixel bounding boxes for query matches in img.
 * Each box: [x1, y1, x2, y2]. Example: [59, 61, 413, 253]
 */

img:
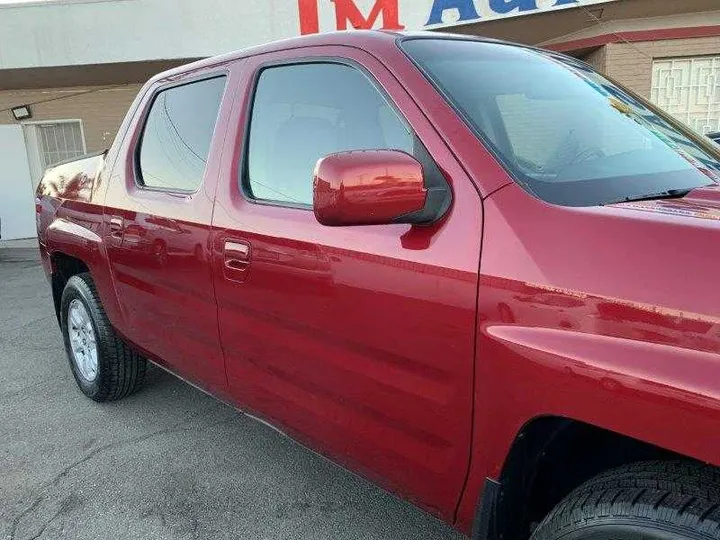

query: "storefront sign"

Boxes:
[299, 0, 617, 34]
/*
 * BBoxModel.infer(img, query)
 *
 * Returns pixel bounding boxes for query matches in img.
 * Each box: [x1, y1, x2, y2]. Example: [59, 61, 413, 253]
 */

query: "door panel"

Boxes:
[104, 71, 235, 390]
[212, 47, 483, 519]
[106, 203, 221, 386]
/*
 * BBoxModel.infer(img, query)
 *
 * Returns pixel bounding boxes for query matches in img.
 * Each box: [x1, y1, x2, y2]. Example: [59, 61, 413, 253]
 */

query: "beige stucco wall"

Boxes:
[582, 46, 608, 72]
[604, 36, 720, 98]
[0, 84, 142, 152]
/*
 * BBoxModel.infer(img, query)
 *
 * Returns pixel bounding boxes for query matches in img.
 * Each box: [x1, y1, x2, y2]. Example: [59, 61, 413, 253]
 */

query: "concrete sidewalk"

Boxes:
[0, 237, 37, 249]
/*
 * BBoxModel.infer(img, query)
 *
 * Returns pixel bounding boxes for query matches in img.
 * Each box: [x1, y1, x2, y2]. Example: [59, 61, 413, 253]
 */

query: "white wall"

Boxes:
[0, 126, 37, 240]
[0, 0, 618, 70]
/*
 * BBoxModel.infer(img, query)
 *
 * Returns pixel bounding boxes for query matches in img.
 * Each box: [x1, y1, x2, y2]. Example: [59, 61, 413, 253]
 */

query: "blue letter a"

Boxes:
[489, 0, 537, 13]
[426, 0, 480, 25]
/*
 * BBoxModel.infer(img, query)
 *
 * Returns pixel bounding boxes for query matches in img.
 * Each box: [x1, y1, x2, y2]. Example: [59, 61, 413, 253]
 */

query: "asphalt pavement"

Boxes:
[0, 248, 462, 540]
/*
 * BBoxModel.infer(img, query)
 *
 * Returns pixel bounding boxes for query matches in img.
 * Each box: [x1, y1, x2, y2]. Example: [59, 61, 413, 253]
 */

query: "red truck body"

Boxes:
[35, 31, 720, 538]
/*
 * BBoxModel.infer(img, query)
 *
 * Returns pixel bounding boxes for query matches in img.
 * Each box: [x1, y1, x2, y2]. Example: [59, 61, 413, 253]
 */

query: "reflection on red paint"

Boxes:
[313, 150, 426, 226]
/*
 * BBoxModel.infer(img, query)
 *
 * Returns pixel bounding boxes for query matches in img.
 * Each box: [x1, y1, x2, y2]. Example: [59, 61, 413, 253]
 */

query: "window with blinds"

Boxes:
[35, 121, 86, 168]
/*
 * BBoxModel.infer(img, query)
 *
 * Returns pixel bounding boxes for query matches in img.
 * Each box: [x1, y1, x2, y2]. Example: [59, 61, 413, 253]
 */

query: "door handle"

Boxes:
[109, 217, 124, 240]
[224, 240, 252, 281]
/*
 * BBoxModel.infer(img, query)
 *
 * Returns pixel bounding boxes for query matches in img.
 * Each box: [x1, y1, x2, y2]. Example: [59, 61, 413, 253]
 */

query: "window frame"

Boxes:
[239, 57, 420, 210]
[133, 71, 228, 195]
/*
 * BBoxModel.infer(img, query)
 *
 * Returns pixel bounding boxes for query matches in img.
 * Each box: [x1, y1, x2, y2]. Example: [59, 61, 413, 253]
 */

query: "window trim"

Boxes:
[132, 71, 228, 195]
[239, 56, 420, 211]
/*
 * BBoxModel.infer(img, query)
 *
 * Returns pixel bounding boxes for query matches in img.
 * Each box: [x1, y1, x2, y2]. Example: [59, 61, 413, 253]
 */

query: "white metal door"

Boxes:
[651, 56, 720, 134]
[0, 125, 37, 240]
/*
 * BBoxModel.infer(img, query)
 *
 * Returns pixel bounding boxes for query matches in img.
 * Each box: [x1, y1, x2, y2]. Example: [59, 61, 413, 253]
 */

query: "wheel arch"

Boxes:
[473, 416, 694, 540]
[43, 214, 126, 332]
[50, 251, 90, 325]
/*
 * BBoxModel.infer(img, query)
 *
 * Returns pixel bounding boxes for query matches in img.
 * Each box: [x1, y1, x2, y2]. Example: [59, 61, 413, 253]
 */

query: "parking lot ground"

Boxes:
[0, 248, 463, 540]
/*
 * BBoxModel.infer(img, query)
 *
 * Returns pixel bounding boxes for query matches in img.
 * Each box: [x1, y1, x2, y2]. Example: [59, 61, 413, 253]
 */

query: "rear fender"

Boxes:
[36, 149, 127, 331]
[44, 216, 124, 332]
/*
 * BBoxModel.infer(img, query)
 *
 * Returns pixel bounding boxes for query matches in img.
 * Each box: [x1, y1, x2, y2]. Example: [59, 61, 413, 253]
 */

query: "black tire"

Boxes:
[60, 273, 147, 402]
[532, 461, 720, 540]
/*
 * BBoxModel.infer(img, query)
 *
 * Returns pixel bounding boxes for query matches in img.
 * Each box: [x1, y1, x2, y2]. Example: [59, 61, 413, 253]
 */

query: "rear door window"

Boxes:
[137, 76, 226, 192]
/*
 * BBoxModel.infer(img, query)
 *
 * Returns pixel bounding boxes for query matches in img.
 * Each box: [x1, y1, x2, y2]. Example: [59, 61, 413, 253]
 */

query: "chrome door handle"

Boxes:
[224, 241, 251, 267]
[109, 217, 124, 239]
[224, 240, 252, 282]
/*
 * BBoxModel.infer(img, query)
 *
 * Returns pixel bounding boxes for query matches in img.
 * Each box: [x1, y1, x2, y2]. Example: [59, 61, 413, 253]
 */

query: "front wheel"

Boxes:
[532, 461, 720, 540]
[60, 273, 147, 402]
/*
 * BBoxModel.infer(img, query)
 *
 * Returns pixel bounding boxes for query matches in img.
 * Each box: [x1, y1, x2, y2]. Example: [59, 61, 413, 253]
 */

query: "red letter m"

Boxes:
[298, 0, 404, 35]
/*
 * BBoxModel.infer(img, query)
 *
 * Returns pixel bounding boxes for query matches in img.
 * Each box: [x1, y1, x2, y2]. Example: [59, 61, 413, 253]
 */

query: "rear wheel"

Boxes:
[531, 461, 720, 540]
[60, 273, 147, 402]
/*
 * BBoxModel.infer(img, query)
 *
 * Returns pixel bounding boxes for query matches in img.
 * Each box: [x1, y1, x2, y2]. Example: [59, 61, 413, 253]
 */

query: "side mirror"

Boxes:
[313, 150, 428, 227]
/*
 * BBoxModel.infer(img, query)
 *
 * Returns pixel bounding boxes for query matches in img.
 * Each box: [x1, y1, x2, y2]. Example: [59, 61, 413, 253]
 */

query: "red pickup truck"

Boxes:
[35, 31, 720, 540]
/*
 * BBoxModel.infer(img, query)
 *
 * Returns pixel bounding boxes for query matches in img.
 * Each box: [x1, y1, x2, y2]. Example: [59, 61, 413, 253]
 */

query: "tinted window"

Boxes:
[246, 63, 414, 206]
[403, 39, 720, 207]
[138, 76, 226, 191]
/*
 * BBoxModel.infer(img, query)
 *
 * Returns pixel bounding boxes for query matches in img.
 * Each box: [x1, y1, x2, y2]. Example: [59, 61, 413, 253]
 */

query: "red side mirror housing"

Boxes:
[313, 150, 428, 227]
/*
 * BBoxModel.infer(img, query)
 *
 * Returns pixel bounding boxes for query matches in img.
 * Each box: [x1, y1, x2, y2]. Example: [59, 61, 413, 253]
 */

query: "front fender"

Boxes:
[457, 288, 720, 533]
[486, 324, 720, 457]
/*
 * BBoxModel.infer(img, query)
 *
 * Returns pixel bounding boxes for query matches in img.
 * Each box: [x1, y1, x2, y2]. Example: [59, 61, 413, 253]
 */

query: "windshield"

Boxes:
[402, 38, 720, 207]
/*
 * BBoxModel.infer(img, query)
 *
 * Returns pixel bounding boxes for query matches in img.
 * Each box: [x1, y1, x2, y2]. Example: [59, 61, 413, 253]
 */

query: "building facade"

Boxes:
[1, 0, 719, 239]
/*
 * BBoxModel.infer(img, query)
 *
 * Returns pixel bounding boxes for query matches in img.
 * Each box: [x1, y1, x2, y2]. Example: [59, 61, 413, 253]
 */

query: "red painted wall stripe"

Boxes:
[546, 25, 720, 52]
